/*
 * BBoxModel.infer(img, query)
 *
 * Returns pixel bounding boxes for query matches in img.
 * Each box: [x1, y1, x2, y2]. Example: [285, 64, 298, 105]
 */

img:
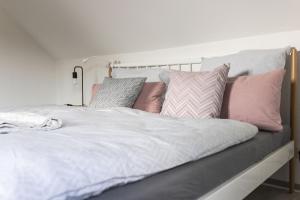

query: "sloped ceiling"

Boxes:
[0, 0, 299, 60]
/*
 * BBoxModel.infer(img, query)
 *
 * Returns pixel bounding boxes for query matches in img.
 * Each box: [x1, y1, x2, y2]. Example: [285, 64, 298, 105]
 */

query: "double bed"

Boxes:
[0, 47, 297, 200]
[97, 47, 298, 200]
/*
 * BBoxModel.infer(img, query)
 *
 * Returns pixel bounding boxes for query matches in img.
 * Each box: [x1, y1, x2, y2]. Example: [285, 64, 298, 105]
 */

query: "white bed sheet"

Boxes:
[0, 106, 258, 200]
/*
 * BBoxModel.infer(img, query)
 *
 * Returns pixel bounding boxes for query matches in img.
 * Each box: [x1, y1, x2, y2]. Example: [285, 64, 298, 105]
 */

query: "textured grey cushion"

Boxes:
[201, 47, 290, 77]
[90, 77, 146, 108]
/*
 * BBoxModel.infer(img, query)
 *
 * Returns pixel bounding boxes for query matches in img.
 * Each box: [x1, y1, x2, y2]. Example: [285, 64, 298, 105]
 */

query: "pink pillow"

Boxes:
[90, 82, 166, 113]
[90, 84, 101, 105]
[133, 82, 166, 113]
[161, 65, 229, 118]
[221, 69, 285, 131]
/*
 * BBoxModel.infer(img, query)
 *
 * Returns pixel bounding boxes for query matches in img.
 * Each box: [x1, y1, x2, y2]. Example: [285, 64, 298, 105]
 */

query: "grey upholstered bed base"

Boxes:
[89, 126, 290, 200]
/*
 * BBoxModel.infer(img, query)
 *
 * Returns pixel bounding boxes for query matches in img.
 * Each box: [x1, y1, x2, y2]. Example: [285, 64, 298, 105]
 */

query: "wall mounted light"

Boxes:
[72, 66, 84, 106]
[71, 56, 107, 106]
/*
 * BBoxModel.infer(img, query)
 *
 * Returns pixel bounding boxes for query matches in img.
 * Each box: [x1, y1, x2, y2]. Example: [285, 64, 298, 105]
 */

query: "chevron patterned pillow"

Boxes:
[161, 65, 229, 118]
[90, 77, 146, 108]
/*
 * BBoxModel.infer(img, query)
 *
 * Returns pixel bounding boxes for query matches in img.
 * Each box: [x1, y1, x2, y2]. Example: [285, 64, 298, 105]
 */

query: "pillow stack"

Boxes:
[90, 47, 289, 132]
[90, 81, 166, 113]
[90, 77, 146, 108]
[201, 47, 289, 131]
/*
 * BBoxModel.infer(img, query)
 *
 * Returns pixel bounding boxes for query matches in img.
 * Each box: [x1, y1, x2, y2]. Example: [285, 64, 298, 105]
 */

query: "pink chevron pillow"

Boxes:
[90, 82, 166, 113]
[161, 65, 229, 118]
[221, 69, 285, 131]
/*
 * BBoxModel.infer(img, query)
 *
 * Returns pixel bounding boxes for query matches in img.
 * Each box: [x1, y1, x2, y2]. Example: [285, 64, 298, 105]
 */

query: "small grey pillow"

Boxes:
[90, 77, 146, 108]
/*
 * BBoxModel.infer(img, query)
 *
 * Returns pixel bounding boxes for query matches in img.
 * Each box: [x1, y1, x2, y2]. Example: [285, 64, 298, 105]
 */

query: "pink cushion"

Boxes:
[221, 69, 285, 131]
[90, 82, 166, 113]
[90, 84, 101, 105]
[161, 65, 229, 118]
[133, 82, 166, 113]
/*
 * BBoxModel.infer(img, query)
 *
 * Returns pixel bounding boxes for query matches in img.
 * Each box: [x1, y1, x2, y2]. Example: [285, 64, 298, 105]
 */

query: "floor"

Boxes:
[245, 185, 300, 200]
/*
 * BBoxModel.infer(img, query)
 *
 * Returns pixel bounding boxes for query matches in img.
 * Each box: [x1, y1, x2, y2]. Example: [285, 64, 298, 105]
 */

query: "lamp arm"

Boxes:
[73, 66, 84, 106]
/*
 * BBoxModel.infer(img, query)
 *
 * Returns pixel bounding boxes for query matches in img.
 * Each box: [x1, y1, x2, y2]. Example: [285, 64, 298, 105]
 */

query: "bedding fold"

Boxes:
[0, 112, 62, 132]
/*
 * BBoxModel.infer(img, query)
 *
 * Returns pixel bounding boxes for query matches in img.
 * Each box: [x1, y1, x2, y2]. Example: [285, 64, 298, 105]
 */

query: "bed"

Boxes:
[100, 47, 298, 200]
[0, 48, 297, 200]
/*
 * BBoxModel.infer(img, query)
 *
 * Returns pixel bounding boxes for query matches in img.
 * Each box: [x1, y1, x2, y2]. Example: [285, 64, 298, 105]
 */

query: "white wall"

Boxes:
[0, 9, 56, 107]
[56, 30, 300, 184]
[57, 30, 300, 106]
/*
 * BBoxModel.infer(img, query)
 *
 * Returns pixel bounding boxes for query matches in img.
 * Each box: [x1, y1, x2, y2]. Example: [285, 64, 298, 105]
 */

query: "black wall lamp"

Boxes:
[72, 66, 84, 106]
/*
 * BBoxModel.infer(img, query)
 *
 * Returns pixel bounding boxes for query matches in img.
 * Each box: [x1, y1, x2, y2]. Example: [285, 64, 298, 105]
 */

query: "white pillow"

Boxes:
[112, 68, 169, 83]
[201, 47, 290, 77]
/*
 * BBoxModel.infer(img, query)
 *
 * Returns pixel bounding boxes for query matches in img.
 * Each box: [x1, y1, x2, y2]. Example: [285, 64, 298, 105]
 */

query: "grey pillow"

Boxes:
[90, 77, 146, 108]
[201, 47, 290, 77]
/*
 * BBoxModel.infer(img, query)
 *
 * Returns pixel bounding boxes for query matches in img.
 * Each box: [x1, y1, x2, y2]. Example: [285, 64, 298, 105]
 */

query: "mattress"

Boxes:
[90, 126, 290, 200]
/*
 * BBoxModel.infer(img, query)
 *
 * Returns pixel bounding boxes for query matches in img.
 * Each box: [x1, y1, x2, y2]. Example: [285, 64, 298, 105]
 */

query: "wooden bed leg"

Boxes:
[289, 158, 295, 193]
[289, 48, 297, 194]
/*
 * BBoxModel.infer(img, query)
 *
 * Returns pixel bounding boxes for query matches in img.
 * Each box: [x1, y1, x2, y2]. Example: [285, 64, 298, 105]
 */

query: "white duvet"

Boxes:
[0, 106, 258, 200]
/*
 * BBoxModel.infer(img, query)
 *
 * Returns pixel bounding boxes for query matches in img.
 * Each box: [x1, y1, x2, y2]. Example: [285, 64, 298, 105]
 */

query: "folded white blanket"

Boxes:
[0, 112, 62, 132]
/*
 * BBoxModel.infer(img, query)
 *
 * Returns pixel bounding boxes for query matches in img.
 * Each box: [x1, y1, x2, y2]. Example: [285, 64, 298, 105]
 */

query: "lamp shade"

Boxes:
[72, 71, 78, 79]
